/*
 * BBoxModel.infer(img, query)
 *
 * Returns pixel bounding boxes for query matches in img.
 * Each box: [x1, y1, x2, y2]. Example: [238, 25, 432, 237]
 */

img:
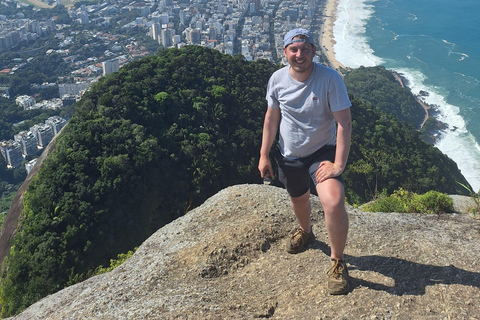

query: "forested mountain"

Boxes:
[0, 46, 471, 317]
[344, 94, 469, 203]
[343, 66, 426, 127]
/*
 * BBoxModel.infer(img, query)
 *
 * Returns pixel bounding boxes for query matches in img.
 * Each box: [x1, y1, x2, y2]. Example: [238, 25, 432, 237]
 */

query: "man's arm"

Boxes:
[258, 106, 281, 179]
[316, 108, 352, 183]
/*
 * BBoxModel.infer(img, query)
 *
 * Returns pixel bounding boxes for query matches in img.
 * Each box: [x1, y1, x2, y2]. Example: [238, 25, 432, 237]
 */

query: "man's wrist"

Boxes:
[334, 162, 346, 172]
[260, 151, 270, 159]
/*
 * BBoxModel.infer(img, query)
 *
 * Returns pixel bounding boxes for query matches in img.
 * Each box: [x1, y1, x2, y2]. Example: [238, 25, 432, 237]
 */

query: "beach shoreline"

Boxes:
[317, 0, 445, 144]
[320, 0, 345, 70]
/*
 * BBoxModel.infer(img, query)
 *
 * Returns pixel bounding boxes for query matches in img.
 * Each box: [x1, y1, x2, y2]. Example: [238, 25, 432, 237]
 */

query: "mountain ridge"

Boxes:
[7, 184, 480, 319]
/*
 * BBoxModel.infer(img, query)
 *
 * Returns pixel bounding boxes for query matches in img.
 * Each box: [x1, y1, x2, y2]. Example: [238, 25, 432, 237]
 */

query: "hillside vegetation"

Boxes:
[0, 46, 471, 317]
[343, 66, 425, 127]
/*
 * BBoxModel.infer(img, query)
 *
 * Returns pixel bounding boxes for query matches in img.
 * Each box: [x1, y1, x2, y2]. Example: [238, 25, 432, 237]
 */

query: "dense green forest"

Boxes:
[343, 95, 468, 203]
[0, 46, 471, 317]
[344, 66, 426, 128]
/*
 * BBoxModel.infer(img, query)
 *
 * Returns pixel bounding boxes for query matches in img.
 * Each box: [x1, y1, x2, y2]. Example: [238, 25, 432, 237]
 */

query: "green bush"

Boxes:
[95, 247, 137, 275]
[362, 189, 404, 213]
[412, 190, 454, 214]
[362, 188, 453, 214]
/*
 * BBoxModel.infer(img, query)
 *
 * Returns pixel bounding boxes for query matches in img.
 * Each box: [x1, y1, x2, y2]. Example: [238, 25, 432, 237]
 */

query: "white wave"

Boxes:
[395, 68, 480, 192]
[452, 51, 469, 61]
[333, 0, 385, 68]
[454, 72, 480, 86]
[442, 39, 456, 46]
[442, 39, 469, 61]
[330, 0, 480, 191]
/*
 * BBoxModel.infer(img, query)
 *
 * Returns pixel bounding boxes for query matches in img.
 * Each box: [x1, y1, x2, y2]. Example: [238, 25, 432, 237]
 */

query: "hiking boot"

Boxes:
[285, 227, 314, 254]
[327, 259, 350, 295]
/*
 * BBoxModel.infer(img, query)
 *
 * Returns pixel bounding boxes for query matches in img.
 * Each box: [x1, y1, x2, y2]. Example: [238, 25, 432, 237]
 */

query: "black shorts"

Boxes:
[275, 145, 343, 198]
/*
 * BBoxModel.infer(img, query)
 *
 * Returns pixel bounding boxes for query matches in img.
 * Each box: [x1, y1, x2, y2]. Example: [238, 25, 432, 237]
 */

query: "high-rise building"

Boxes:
[160, 13, 169, 25]
[45, 17, 55, 33]
[79, 12, 89, 24]
[14, 131, 39, 156]
[161, 29, 173, 48]
[31, 123, 54, 148]
[46, 116, 67, 136]
[185, 28, 200, 44]
[173, 34, 182, 45]
[102, 58, 119, 76]
[179, 10, 186, 25]
[151, 23, 161, 41]
[0, 140, 24, 168]
[208, 28, 217, 41]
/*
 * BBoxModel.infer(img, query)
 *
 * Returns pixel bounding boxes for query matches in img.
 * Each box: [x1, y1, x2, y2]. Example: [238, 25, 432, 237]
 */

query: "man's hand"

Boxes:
[315, 161, 343, 183]
[258, 156, 274, 179]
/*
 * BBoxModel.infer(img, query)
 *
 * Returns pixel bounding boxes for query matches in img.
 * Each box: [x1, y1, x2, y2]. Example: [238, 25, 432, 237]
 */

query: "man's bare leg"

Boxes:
[315, 179, 348, 260]
[290, 190, 312, 233]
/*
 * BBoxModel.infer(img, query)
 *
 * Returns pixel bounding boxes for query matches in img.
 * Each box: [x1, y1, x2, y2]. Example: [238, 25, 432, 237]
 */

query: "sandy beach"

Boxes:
[320, 0, 345, 70]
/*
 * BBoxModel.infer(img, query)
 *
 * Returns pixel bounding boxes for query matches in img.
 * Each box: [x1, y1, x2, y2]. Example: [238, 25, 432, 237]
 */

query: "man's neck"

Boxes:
[289, 64, 314, 82]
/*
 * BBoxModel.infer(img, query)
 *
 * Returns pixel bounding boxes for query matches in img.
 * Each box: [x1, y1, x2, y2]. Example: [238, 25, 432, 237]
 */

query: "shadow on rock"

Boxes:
[346, 255, 480, 295]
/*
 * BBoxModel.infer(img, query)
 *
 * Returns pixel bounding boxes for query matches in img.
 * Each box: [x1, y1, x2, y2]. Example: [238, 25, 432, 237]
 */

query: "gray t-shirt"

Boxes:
[266, 63, 351, 158]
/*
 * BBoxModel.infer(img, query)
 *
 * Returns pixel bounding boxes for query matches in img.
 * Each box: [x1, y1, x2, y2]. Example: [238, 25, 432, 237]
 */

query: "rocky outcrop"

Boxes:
[8, 184, 480, 319]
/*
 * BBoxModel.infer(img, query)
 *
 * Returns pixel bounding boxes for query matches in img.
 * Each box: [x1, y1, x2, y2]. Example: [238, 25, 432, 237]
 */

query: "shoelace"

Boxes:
[291, 229, 306, 245]
[327, 260, 345, 279]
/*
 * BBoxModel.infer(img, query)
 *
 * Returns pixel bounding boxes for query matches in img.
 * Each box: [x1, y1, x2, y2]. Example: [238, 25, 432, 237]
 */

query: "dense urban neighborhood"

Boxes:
[0, 0, 329, 214]
[1, 0, 327, 170]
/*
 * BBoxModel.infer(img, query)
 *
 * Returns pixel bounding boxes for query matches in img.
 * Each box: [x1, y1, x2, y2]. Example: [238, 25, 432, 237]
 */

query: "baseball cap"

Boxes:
[283, 28, 315, 47]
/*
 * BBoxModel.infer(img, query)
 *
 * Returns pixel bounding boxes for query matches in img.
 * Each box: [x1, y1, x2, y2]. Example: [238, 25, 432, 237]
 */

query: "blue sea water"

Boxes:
[332, 0, 480, 192]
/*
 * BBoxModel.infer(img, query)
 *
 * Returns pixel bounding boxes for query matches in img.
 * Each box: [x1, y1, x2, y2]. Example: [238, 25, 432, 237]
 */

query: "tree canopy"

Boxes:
[344, 66, 426, 128]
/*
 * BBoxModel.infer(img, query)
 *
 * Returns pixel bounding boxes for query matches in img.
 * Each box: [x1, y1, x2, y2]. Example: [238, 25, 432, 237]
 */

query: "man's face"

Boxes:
[283, 40, 316, 75]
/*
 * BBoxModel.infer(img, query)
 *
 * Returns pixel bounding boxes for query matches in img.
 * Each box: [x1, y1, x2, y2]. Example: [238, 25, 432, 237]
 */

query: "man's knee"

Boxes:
[316, 181, 345, 212]
[322, 196, 345, 214]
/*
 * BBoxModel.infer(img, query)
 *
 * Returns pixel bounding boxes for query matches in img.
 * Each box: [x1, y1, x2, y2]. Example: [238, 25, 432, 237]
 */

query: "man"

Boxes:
[258, 28, 352, 295]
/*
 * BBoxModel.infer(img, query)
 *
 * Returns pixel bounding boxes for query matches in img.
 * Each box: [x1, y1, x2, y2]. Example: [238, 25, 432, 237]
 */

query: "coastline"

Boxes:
[392, 72, 429, 128]
[317, 0, 443, 143]
[317, 0, 480, 191]
[320, 0, 345, 70]
[392, 71, 449, 144]
[318, 0, 433, 138]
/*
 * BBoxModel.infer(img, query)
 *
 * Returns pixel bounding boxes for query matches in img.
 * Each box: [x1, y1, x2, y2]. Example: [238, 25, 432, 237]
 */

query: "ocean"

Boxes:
[332, 0, 480, 192]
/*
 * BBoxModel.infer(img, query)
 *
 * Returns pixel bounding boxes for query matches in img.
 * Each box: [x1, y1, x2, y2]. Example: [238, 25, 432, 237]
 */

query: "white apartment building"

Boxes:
[14, 131, 39, 156]
[15, 95, 35, 109]
[102, 58, 119, 76]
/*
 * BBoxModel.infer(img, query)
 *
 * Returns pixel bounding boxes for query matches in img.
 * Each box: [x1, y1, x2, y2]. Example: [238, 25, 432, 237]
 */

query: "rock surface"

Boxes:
[8, 184, 480, 319]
